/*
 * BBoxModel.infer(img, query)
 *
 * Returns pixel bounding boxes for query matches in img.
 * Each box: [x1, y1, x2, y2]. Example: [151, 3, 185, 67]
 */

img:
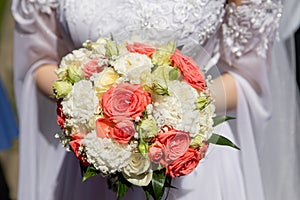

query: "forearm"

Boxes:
[211, 0, 240, 113]
[228, 0, 242, 6]
[210, 73, 237, 114]
[34, 64, 58, 98]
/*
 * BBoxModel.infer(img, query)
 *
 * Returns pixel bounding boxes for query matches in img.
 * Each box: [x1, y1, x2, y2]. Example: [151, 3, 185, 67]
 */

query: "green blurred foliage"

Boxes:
[0, 1, 7, 32]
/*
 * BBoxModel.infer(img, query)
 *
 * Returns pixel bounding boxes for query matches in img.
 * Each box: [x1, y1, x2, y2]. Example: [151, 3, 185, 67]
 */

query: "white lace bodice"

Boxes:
[16, 0, 282, 63]
[57, 0, 226, 48]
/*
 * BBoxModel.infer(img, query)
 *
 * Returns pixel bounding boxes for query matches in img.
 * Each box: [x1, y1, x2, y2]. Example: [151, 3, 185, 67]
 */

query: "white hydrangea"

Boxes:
[199, 102, 216, 140]
[83, 131, 132, 174]
[153, 94, 181, 130]
[61, 80, 98, 134]
[111, 53, 153, 86]
[153, 80, 201, 136]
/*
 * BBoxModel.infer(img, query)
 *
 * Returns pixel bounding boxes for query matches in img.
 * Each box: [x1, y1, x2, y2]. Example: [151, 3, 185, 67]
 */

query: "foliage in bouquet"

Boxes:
[53, 37, 238, 200]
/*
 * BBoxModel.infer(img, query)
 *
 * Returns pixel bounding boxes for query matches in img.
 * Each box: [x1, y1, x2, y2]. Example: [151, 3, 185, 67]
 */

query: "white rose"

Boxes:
[92, 37, 109, 55]
[111, 53, 153, 86]
[122, 152, 153, 186]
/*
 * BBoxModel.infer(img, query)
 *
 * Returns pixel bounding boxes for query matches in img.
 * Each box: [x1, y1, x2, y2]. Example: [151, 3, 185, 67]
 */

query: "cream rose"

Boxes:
[83, 37, 108, 55]
[92, 67, 119, 98]
[122, 152, 153, 186]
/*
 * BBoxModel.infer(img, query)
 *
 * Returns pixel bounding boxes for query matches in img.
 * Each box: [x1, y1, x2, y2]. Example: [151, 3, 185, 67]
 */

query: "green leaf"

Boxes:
[153, 82, 169, 96]
[110, 33, 114, 41]
[82, 165, 99, 182]
[196, 96, 209, 110]
[177, 45, 184, 51]
[213, 116, 235, 127]
[138, 141, 149, 156]
[168, 68, 179, 80]
[117, 181, 130, 200]
[151, 64, 159, 73]
[164, 176, 176, 199]
[144, 189, 150, 200]
[152, 170, 166, 200]
[207, 133, 240, 150]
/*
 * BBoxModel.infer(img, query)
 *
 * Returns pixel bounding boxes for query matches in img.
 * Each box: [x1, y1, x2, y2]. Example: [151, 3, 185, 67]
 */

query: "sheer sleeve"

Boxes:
[217, 1, 282, 120]
[220, 0, 282, 61]
[11, 1, 73, 199]
[216, 0, 283, 199]
[12, 0, 71, 108]
[217, 0, 282, 136]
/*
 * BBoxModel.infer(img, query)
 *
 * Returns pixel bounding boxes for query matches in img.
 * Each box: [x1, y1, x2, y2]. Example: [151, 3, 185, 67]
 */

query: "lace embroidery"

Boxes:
[221, 0, 283, 59]
[111, 0, 225, 45]
[62, 0, 225, 46]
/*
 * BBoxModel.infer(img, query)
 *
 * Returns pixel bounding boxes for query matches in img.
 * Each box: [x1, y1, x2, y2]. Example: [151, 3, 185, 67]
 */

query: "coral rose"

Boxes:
[96, 118, 135, 144]
[101, 83, 151, 120]
[69, 133, 89, 166]
[126, 42, 155, 57]
[56, 100, 66, 129]
[148, 141, 165, 165]
[199, 141, 209, 160]
[82, 58, 104, 79]
[96, 118, 114, 139]
[170, 49, 206, 91]
[112, 120, 135, 144]
[167, 148, 201, 178]
[156, 129, 191, 163]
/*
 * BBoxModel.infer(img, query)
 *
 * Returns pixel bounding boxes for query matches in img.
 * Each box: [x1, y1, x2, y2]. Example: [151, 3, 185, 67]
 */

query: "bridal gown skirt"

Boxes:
[168, 122, 248, 200]
[34, 119, 253, 200]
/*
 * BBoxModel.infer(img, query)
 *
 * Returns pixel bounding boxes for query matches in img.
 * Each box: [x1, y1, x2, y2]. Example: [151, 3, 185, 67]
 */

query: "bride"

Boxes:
[11, 0, 299, 199]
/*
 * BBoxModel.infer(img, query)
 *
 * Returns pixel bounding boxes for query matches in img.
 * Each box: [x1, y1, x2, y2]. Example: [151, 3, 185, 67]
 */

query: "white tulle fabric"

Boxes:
[11, 0, 299, 200]
[260, 0, 300, 199]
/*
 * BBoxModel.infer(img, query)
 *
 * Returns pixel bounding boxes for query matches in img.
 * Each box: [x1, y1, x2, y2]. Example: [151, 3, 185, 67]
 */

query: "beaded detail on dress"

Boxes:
[221, 0, 283, 60]
[61, 0, 226, 46]
[110, 0, 226, 45]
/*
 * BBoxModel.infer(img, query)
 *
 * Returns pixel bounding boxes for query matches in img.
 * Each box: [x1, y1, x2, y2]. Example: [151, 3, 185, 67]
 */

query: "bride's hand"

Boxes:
[211, 73, 237, 114]
[228, 0, 242, 6]
[35, 64, 58, 98]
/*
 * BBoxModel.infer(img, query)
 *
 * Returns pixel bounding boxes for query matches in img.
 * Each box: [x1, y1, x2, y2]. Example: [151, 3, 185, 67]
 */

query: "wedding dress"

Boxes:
[260, 0, 300, 199]
[12, 0, 297, 200]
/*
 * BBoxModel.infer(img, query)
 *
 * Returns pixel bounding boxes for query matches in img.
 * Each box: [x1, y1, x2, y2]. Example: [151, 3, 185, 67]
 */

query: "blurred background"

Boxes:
[0, 1, 299, 200]
[0, 0, 18, 200]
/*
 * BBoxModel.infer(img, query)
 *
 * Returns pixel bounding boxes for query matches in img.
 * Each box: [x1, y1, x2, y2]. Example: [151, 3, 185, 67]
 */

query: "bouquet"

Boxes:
[53, 37, 238, 199]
